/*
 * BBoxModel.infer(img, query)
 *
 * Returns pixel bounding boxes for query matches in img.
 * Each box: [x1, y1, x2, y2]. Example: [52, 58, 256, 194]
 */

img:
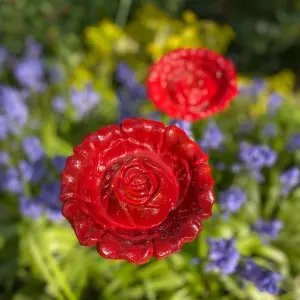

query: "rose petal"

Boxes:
[197, 188, 215, 219]
[73, 214, 103, 246]
[98, 233, 153, 264]
[154, 217, 202, 259]
[76, 125, 122, 155]
[120, 118, 166, 153]
[60, 153, 89, 201]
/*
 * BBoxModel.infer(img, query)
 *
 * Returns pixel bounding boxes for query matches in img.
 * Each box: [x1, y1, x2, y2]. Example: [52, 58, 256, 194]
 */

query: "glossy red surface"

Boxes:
[60, 118, 215, 264]
[147, 48, 238, 121]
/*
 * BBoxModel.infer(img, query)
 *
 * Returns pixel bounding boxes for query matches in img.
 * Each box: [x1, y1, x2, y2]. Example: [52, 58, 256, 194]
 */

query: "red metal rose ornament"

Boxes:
[60, 118, 215, 264]
[147, 48, 238, 121]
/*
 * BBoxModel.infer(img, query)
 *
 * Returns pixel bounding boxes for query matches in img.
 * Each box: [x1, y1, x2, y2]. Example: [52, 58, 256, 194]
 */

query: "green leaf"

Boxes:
[243, 179, 261, 223]
[220, 275, 246, 299]
[263, 170, 281, 219]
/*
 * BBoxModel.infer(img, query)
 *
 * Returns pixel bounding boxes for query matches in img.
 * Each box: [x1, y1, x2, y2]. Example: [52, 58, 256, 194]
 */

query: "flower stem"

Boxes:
[115, 0, 132, 27]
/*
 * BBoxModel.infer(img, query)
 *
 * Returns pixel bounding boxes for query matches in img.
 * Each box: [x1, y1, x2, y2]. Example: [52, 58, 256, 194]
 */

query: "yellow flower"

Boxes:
[100, 19, 123, 39]
[146, 42, 163, 61]
[84, 19, 125, 56]
[70, 66, 93, 88]
[268, 70, 295, 96]
[182, 10, 197, 23]
[182, 26, 198, 39]
[167, 35, 181, 50]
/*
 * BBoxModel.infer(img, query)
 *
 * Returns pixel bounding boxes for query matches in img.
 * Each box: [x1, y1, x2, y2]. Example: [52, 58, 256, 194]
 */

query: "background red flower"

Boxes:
[61, 118, 215, 264]
[147, 48, 238, 121]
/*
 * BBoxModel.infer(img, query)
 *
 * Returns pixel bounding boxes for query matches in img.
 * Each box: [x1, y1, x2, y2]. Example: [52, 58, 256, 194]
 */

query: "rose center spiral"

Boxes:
[114, 161, 159, 206]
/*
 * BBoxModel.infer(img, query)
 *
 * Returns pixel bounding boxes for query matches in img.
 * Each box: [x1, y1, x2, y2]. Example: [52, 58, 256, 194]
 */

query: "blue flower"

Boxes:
[0, 167, 23, 194]
[22, 136, 44, 163]
[70, 84, 100, 120]
[239, 259, 282, 295]
[116, 63, 146, 98]
[20, 181, 63, 222]
[117, 87, 141, 121]
[146, 112, 160, 121]
[219, 187, 246, 216]
[287, 134, 300, 152]
[38, 181, 62, 222]
[206, 238, 240, 275]
[239, 78, 266, 98]
[199, 121, 224, 151]
[170, 120, 193, 138]
[0, 151, 9, 165]
[0, 115, 9, 140]
[19, 159, 46, 183]
[0, 86, 28, 132]
[251, 219, 283, 240]
[20, 196, 43, 220]
[267, 93, 282, 114]
[261, 123, 277, 138]
[52, 156, 67, 172]
[14, 57, 45, 91]
[239, 142, 277, 181]
[115, 63, 146, 122]
[280, 166, 300, 196]
[52, 96, 66, 113]
[251, 78, 267, 94]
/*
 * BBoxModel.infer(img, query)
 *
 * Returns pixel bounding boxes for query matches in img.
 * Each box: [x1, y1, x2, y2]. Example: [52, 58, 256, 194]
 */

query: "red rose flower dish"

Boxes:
[147, 48, 238, 121]
[60, 118, 215, 264]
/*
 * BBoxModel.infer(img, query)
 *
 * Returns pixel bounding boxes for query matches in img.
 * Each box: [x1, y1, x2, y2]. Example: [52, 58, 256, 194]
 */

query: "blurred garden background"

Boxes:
[1, 0, 300, 299]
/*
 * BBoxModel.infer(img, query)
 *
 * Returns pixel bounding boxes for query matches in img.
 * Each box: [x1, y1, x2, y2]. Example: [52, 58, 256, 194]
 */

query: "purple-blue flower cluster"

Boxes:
[287, 134, 300, 152]
[22, 136, 45, 163]
[238, 78, 266, 98]
[0, 86, 28, 137]
[52, 95, 67, 113]
[251, 219, 283, 240]
[280, 167, 300, 196]
[206, 238, 240, 275]
[14, 58, 45, 91]
[19, 160, 46, 183]
[52, 84, 101, 120]
[239, 142, 277, 181]
[115, 63, 146, 121]
[199, 120, 224, 152]
[0, 167, 23, 194]
[261, 123, 277, 138]
[239, 259, 282, 295]
[14, 37, 45, 91]
[219, 187, 246, 217]
[0, 133, 63, 222]
[267, 93, 283, 114]
[20, 181, 62, 221]
[0, 151, 9, 165]
[206, 238, 283, 295]
[70, 84, 101, 119]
